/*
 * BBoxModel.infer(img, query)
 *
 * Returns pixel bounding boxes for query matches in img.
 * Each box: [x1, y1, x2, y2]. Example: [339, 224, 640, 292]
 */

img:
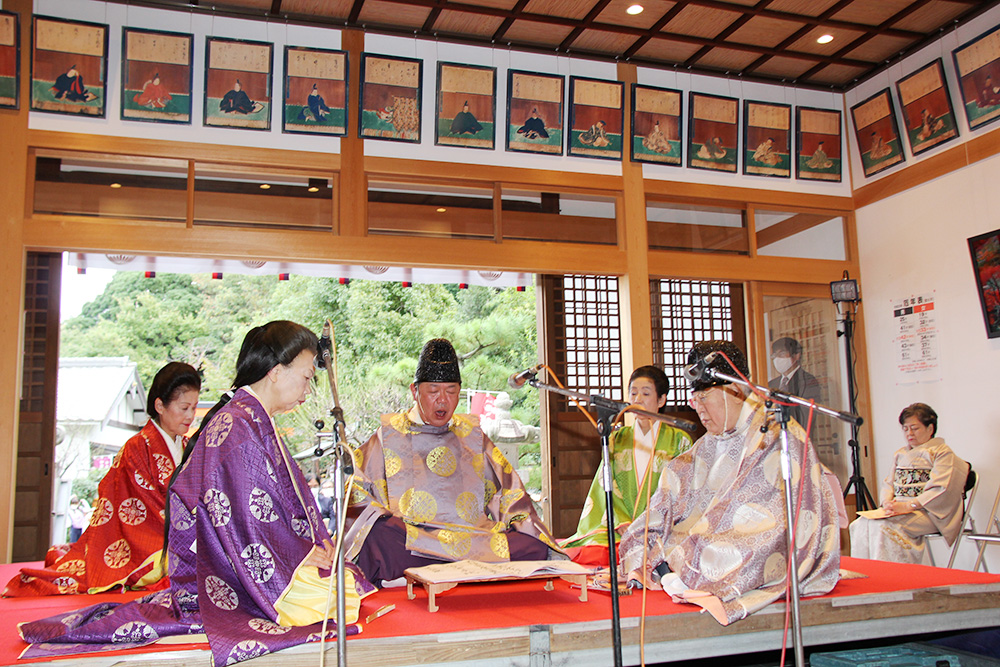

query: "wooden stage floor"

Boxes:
[2, 557, 998, 666]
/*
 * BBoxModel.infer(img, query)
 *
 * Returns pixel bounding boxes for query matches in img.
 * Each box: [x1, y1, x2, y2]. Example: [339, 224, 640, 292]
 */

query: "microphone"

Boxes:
[315, 322, 332, 369]
[681, 351, 719, 383]
[508, 365, 540, 389]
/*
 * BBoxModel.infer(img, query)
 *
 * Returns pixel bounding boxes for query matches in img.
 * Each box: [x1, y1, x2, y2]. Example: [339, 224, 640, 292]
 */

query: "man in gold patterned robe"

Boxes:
[345, 339, 559, 586]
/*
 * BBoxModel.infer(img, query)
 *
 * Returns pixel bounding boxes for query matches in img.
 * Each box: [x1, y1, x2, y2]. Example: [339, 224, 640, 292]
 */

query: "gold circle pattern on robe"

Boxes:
[491, 446, 513, 474]
[484, 479, 498, 506]
[383, 448, 402, 478]
[438, 529, 472, 559]
[400, 488, 438, 523]
[426, 446, 457, 477]
[472, 453, 485, 480]
[499, 488, 524, 514]
[490, 532, 510, 558]
[456, 491, 479, 524]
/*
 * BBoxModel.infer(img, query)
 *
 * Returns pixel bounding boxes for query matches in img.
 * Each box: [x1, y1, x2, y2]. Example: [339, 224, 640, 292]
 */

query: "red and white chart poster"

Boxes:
[892, 292, 940, 383]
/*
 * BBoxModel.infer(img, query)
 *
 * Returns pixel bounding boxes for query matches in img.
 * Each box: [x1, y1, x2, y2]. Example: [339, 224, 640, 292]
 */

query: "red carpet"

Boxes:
[1, 557, 997, 663]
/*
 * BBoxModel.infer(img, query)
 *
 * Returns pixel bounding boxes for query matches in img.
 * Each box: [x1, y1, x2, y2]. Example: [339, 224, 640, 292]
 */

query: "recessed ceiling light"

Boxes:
[109, 183, 122, 189]
[436, 207, 447, 213]
[307, 186, 319, 192]
[626, 4, 644, 15]
[817, 34, 834, 44]
[259, 183, 271, 190]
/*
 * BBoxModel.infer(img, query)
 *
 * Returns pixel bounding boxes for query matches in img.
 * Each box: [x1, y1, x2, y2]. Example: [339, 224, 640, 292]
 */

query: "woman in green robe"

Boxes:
[561, 366, 693, 566]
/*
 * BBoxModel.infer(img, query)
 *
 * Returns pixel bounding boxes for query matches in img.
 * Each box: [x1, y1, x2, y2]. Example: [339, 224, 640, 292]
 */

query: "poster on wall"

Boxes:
[892, 292, 941, 383]
[796, 107, 841, 181]
[359, 53, 421, 143]
[743, 100, 791, 178]
[688, 92, 738, 173]
[121, 28, 193, 124]
[435, 62, 495, 150]
[31, 15, 107, 117]
[506, 69, 563, 155]
[952, 23, 1000, 131]
[895, 59, 958, 156]
[283, 46, 348, 136]
[204, 37, 273, 131]
[631, 84, 681, 165]
[0, 11, 19, 110]
[851, 88, 905, 177]
[567, 76, 623, 160]
[967, 228, 1000, 339]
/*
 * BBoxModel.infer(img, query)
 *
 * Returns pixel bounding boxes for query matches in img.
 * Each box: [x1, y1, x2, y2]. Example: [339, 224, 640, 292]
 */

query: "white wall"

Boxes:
[856, 153, 1000, 570]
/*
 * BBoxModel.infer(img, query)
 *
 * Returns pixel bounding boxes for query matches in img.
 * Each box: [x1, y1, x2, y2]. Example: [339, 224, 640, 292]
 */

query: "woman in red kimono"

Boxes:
[4, 361, 201, 596]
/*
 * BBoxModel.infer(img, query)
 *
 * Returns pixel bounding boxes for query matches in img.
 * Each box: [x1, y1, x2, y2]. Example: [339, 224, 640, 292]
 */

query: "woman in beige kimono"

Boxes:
[849, 403, 969, 564]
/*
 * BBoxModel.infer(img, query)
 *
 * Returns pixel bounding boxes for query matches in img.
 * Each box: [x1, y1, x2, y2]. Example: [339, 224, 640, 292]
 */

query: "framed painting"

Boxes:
[121, 28, 193, 124]
[968, 227, 1000, 339]
[850, 88, 905, 177]
[568, 76, 623, 160]
[204, 37, 273, 131]
[688, 92, 738, 173]
[743, 100, 791, 178]
[283, 46, 348, 136]
[895, 59, 958, 156]
[506, 69, 563, 155]
[31, 15, 107, 117]
[796, 106, 842, 182]
[359, 53, 422, 143]
[631, 84, 682, 165]
[435, 62, 495, 149]
[952, 24, 1000, 131]
[0, 10, 19, 110]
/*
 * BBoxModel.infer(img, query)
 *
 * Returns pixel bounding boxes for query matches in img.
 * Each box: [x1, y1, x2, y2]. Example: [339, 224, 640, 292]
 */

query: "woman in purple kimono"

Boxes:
[19, 321, 374, 665]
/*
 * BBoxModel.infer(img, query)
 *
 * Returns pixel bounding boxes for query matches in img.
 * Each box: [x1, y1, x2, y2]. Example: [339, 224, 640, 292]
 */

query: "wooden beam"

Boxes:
[755, 211, 838, 248]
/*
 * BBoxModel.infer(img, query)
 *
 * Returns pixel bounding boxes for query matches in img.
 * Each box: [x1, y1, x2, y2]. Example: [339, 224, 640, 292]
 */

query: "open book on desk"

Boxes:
[857, 508, 891, 520]
[405, 559, 595, 584]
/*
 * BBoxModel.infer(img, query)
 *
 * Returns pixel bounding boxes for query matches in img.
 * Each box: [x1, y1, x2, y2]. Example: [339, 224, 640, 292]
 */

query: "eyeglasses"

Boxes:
[688, 389, 716, 406]
[901, 424, 926, 433]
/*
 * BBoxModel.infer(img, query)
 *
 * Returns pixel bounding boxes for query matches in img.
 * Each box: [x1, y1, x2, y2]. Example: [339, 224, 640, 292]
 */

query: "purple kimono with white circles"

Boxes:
[19, 388, 374, 665]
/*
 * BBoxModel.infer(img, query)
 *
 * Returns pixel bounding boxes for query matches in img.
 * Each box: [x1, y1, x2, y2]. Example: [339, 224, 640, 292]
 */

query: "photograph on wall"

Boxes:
[796, 107, 841, 181]
[435, 62, 495, 149]
[204, 37, 272, 131]
[506, 69, 563, 155]
[567, 76, 623, 160]
[359, 53, 421, 143]
[968, 228, 1000, 339]
[631, 84, 681, 165]
[952, 24, 1000, 131]
[0, 11, 19, 109]
[895, 59, 958, 156]
[688, 92, 738, 173]
[283, 46, 347, 136]
[743, 100, 791, 178]
[121, 28, 193, 124]
[31, 15, 107, 117]
[850, 88, 905, 177]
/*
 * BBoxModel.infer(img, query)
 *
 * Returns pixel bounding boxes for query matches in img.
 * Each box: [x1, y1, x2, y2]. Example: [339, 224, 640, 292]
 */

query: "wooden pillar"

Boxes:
[616, 62, 652, 379]
[338, 29, 366, 237]
[0, 0, 32, 562]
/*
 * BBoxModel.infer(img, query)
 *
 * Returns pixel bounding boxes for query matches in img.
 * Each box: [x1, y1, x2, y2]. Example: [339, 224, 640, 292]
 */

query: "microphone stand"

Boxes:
[519, 370, 698, 667]
[838, 306, 876, 511]
[701, 366, 861, 667]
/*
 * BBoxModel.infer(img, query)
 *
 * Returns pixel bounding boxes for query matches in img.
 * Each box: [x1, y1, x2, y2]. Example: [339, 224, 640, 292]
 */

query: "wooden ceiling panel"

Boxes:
[222, 0, 273, 11]
[502, 20, 576, 47]
[726, 15, 807, 49]
[570, 28, 642, 54]
[765, 0, 843, 18]
[663, 4, 743, 39]
[357, 1, 432, 29]
[523, 0, 596, 20]
[633, 36, 702, 62]
[693, 46, 762, 72]
[451, 0, 522, 9]
[281, 0, 348, 15]
[434, 10, 507, 38]
[748, 55, 817, 81]
[788, 26, 868, 56]
[831, 0, 920, 27]
[806, 63, 869, 86]
[594, 0, 678, 29]
[715, 0, 761, 6]
[893, 1, 970, 32]
[843, 34, 918, 64]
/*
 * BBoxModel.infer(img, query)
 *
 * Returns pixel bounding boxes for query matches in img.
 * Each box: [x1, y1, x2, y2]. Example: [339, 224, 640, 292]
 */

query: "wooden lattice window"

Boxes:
[21, 255, 53, 413]
[552, 275, 622, 407]
[651, 279, 741, 408]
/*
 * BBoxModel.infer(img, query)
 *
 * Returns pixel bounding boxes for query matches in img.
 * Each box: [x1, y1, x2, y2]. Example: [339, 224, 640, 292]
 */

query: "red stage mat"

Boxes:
[1, 557, 998, 664]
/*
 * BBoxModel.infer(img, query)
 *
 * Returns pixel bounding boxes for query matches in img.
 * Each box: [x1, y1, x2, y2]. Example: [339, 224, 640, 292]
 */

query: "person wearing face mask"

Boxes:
[560, 366, 693, 566]
[768, 336, 822, 428]
[849, 403, 969, 564]
[5, 362, 201, 597]
[618, 340, 841, 626]
[345, 338, 560, 587]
